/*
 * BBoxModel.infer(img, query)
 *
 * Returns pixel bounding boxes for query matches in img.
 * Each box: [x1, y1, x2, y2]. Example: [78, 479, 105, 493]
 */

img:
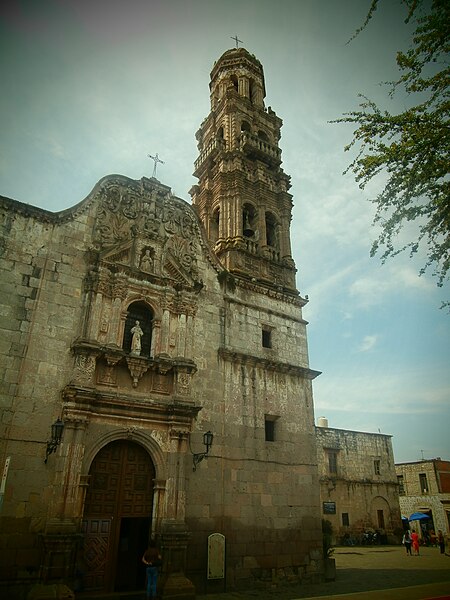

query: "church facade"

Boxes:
[0, 47, 322, 598]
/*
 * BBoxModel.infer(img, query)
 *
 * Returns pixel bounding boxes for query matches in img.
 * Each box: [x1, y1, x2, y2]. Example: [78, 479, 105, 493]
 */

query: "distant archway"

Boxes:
[370, 496, 390, 531]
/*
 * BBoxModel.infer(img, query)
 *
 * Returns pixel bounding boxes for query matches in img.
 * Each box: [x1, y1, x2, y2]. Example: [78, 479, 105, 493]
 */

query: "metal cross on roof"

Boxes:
[231, 35, 243, 48]
[147, 153, 164, 178]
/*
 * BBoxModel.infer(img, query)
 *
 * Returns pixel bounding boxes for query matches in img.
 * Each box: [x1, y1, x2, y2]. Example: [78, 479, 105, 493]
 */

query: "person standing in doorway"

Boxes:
[142, 539, 162, 599]
[402, 530, 412, 555]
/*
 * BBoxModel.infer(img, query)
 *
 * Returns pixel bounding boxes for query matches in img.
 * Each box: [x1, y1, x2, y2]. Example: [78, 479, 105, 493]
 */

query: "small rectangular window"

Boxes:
[262, 327, 272, 348]
[265, 417, 276, 442]
[397, 475, 405, 495]
[327, 451, 338, 474]
[419, 473, 429, 493]
[374, 460, 381, 475]
[342, 513, 349, 527]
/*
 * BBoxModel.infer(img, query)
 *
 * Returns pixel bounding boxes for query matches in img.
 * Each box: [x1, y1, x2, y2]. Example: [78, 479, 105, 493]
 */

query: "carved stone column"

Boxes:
[151, 479, 167, 538]
[158, 430, 195, 599]
[160, 309, 170, 354]
[88, 291, 103, 340]
[110, 273, 128, 344]
[151, 318, 162, 356]
[56, 417, 88, 523]
[177, 313, 186, 357]
[280, 208, 293, 260]
[40, 414, 86, 586]
[185, 315, 194, 359]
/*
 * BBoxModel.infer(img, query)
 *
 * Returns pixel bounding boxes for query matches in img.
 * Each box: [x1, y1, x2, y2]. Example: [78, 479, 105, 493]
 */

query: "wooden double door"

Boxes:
[82, 440, 155, 592]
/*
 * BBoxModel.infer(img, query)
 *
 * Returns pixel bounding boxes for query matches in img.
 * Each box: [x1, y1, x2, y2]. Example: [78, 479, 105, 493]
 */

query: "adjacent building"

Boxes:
[0, 47, 323, 599]
[396, 459, 450, 538]
[316, 418, 402, 543]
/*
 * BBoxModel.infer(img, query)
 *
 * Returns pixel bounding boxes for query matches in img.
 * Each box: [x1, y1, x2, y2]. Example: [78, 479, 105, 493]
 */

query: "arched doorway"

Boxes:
[370, 496, 390, 535]
[82, 440, 156, 592]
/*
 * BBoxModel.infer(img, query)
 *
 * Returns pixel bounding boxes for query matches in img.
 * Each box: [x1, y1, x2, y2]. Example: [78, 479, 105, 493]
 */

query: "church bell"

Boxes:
[243, 212, 254, 237]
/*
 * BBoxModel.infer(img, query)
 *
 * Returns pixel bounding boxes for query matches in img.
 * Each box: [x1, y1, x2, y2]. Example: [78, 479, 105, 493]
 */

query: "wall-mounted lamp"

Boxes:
[191, 430, 213, 471]
[44, 418, 65, 464]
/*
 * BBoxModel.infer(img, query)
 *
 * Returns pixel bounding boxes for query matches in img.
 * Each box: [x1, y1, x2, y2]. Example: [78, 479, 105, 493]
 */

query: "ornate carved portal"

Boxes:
[82, 440, 155, 593]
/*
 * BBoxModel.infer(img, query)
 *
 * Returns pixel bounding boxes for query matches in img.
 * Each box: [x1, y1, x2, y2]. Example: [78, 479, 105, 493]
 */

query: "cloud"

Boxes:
[313, 367, 450, 417]
[349, 262, 434, 309]
[358, 334, 378, 352]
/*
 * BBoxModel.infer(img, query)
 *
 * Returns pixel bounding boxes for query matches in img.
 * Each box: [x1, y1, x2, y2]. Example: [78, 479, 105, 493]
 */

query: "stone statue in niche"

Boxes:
[130, 320, 144, 356]
[140, 248, 154, 273]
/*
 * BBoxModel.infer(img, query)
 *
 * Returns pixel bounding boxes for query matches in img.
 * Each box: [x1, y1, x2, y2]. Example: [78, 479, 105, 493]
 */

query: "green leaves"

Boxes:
[335, 0, 450, 292]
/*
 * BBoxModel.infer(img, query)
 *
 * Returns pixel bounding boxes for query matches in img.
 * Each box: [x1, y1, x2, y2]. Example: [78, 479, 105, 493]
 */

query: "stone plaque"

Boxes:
[207, 533, 225, 580]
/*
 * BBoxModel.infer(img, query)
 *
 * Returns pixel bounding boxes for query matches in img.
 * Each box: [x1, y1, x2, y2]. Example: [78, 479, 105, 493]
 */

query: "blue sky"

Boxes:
[1, 0, 449, 463]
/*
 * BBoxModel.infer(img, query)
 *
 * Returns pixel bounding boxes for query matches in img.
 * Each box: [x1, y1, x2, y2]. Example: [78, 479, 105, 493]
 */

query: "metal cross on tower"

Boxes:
[231, 35, 243, 48]
[147, 153, 164, 179]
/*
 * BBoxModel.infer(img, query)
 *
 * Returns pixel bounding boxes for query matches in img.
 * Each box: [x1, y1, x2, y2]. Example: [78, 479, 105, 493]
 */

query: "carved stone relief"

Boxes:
[152, 373, 170, 394]
[97, 362, 117, 387]
[175, 372, 191, 396]
[72, 354, 97, 386]
[90, 178, 204, 291]
[94, 179, 200, 252]
[126, 356, 150, 388]
[139, 247, 155, 273]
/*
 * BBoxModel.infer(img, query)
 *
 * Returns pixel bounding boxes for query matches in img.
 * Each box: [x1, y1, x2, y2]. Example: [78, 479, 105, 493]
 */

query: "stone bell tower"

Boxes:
[190, 47, 296, 290]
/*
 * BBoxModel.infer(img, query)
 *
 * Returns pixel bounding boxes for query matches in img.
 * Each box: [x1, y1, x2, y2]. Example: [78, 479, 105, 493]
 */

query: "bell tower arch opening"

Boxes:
[242, 203, 257, 240]
[82, 440, 156, 593]
[210, 207, 220, 245]
[265, 211, 279, 249]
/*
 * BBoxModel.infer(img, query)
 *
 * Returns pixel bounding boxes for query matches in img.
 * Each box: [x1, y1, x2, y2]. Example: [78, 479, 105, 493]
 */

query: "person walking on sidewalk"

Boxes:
[402, 530, 412, 555]
[437, 530, 445, 554]
[411, 530, 420, 555]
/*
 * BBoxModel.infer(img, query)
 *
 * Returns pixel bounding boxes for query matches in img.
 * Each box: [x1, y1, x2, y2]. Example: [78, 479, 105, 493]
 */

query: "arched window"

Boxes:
[265, 212, 279, 248]
[210, 208, 220, 244]
[258, 130, 269, 142]
[249, 79, 255, 104]
[243, 203, 257, 239]
[123, 301, 154, 357]
[217, 126, 224, 139]
[230, 75, 238, 92]
[241, 121, 251, 133]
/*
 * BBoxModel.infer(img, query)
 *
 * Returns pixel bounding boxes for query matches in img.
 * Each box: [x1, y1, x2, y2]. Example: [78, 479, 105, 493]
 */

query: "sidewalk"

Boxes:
[298, 581, 450, 600]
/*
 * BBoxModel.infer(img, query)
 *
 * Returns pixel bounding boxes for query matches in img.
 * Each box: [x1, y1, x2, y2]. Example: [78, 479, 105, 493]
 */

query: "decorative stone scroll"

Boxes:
[125, 356, 151, 388]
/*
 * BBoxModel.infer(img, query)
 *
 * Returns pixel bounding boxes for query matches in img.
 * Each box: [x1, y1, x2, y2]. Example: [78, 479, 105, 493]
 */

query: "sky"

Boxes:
[1, 0, 449, 464]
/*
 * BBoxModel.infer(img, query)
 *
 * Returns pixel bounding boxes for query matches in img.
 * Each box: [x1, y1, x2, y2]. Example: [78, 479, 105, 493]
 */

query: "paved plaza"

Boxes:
[201, 545, 450, 600]
[77, 545, 450, 600]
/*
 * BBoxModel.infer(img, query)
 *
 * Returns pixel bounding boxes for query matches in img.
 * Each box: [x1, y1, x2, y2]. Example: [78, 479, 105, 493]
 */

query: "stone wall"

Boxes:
[316, 426, 402, 543]
[396, 460, 450, 536]
[0, 177, 323, 597]
[0, 199, 92, 597]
